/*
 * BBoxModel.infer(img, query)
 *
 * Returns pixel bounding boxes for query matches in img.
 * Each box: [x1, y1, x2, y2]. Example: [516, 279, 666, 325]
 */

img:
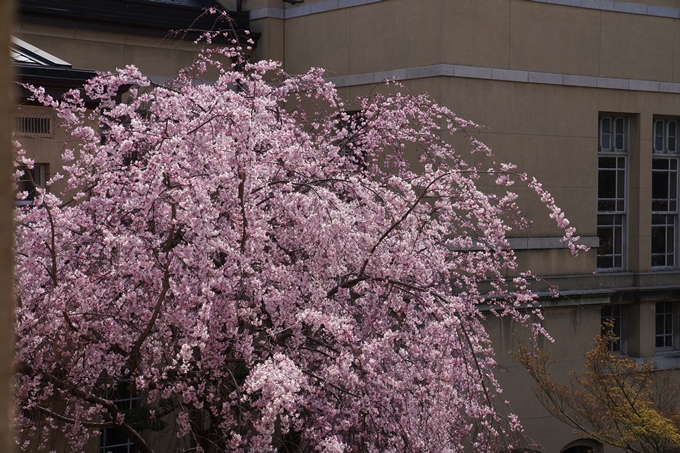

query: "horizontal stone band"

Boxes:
[250, 0, 680, 20]
[323, 63, 680, 94]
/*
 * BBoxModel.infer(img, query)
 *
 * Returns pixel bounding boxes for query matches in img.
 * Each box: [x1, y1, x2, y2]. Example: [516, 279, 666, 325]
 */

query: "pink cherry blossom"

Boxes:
[14, 40, 582, 453]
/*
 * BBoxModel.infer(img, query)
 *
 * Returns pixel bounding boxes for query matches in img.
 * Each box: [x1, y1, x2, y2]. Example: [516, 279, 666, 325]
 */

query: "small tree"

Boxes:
[14, 38, 583, 453]
[515, 328, 680, 453]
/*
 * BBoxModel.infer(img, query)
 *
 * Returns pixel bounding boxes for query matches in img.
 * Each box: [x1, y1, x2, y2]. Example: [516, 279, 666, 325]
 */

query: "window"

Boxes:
[14, 112, 52, 138]
[601, 304, 626, 353]
[15, 163, 46, 206]
[655, 301, 677, 350]
[652, 118, 679, 268]
[597, 116, 628, 270]
[101, 382, 141, 453]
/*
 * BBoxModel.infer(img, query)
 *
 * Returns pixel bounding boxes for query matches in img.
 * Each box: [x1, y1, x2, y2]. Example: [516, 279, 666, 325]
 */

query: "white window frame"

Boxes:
[100, 382, 141, 453]
[15, 163, 46, 206]
[601, 304, 627, 354]
[597, 115, 629, 271]
[652, 118, 679, 269]
[655, 301, 679, 352]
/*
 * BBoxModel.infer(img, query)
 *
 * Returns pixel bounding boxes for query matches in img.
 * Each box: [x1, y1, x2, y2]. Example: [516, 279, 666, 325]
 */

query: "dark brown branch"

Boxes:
[129, 202, 175, 385]
[35, 406, 113, 429]
[23, 163, 59, 287]
[327, 172, 454, 300]
[238, 171, 248, 254]
[18, 363, 153, 453]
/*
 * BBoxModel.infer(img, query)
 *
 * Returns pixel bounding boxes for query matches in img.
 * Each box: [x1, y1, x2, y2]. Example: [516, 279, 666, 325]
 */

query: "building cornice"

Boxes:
[250, 0, 680, 20]
[324, 63, 680, 93]
[529, 0, 680, 20]
[250, 0, 381, 20]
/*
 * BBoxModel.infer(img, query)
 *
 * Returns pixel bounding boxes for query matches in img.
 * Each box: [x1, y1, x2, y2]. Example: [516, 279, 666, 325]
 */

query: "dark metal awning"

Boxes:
[19, 0, 259, 45]
[12, 36, 98, 104]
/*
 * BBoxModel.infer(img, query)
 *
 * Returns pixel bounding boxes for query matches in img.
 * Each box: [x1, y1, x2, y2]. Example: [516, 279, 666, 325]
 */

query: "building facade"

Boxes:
[241, 0, 680, 452]
[14, 0, 680, 452]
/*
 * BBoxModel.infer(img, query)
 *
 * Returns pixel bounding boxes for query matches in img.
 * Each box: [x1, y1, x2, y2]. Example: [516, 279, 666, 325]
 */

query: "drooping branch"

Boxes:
[18, 363, 154, 453]
[129, 202, 175, 386]
[35, 406, 113, 429]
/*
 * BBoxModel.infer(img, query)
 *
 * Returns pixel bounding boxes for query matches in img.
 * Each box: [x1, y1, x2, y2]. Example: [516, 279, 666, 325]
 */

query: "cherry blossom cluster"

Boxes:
[14, 41, 582, 453]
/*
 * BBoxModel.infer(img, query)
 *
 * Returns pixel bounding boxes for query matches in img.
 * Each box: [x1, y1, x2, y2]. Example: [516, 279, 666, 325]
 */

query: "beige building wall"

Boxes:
[246, 0, 680, 452]
[13, 0, 680, 451]
[14, 26, 203, 85]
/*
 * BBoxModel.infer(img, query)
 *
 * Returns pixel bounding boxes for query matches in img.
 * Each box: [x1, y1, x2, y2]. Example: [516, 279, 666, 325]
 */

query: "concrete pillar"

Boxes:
[627, 301, 656, 358]
[628, 113, 652, 274]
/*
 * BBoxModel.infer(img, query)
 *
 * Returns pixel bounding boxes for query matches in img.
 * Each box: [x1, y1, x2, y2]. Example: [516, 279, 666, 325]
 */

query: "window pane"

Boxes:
[102, 427, 129, 448]
[597, 214, 623, 269]
[652, 224, 666, 253]
[598, 225, 613, 255]
[597, 255, 613, 268]
[656, 302, 675, 348]
[601, 304, 623, 352]
[15, 164, 45, 204]
[653, 159, 670, 170]
[598, 201, 615, 212]
[601, 117, 611, 134]
[617, 166, 625, 199]
[616, 133, 624, 151]
[615, 117, 624, 135]
[617, 156, 626, 169]
[656, 120, 665, 152]
[669, 121, 677, 152]
[598, 169, 616, 199]
[598, 158, 626, 213]
[653, 170, 669, 202]
[601, 117, 611, 150]
[614, 225, 622, 254]
[668, 225, 675, 253]
[101, 382, 140, 453]
[615, 118, 625, 150]
[600, 156, 616, 169]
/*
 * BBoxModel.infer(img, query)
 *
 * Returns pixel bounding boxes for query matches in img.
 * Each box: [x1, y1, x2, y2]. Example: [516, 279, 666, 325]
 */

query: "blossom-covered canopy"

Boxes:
[14, 40, 581, 453]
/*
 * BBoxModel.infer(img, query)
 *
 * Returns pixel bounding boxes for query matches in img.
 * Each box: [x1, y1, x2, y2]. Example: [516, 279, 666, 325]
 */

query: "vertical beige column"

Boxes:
[250, 17, 285, 63]
[626, 114, 655, 358]
[628, 113, 652, 274]
[0, 0, 15, 452]
[247, 0, 285, 64]
[627, 301, 656, 358]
